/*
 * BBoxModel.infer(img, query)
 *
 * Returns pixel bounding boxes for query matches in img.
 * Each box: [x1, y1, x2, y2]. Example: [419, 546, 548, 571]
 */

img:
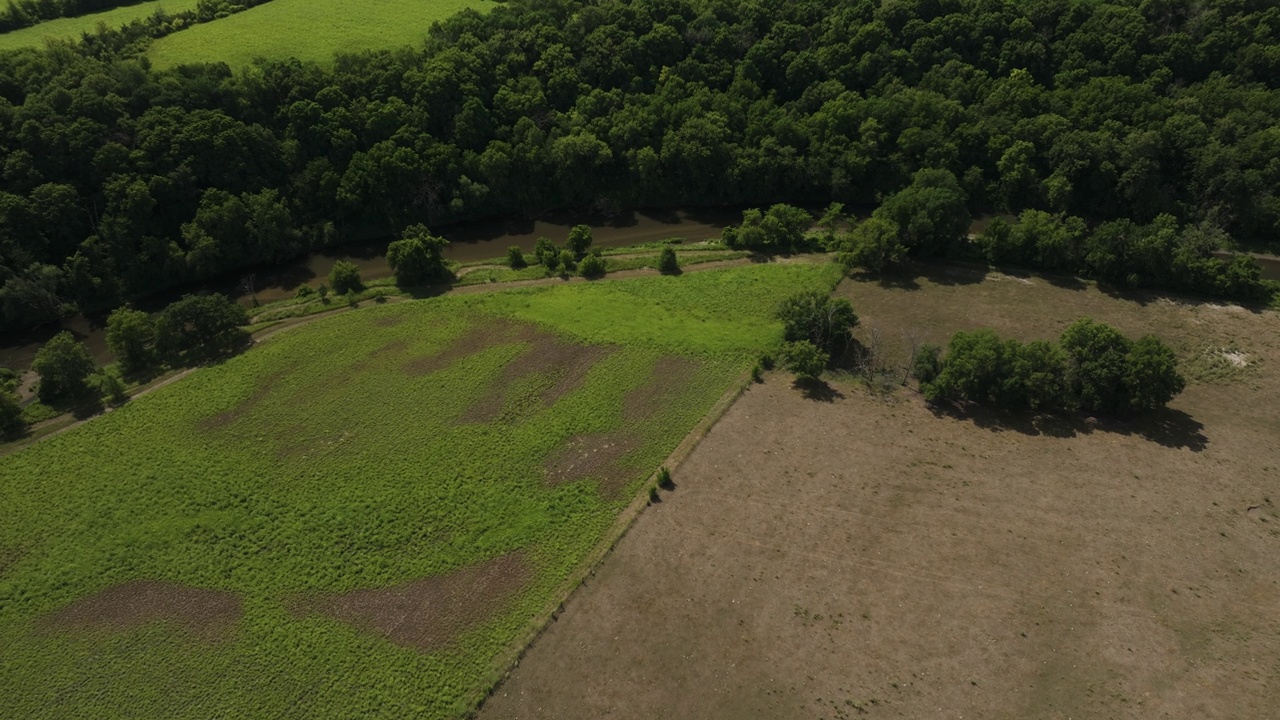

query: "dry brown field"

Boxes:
[479, 267, 1280, 720]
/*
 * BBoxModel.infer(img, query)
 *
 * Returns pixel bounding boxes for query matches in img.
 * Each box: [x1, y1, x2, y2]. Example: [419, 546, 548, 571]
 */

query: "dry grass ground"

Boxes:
[479, 267, 1280, 720]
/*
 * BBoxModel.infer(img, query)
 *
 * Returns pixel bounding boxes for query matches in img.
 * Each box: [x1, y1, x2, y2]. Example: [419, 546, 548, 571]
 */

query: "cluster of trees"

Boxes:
[915, 318, 1185, 416]
[775, 289, 858, 380]
[0, 0, 271, 41]
[2, 0, 1280, 334]
[522, 224, 599, 276]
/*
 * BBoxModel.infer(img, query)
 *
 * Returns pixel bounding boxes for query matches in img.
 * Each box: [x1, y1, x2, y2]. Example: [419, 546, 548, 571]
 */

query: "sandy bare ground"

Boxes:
[479, 270, 1280, 720]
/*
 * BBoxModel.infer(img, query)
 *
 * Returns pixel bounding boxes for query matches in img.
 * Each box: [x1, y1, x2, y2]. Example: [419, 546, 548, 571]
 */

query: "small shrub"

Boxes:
[911, 344, 942, 384]
[328, 260, 363, 295]
[345, 292, 358, 308]
[295, 285, 316, 299]
[759, 353, 775, 370]
[648, 486, 660, 503]
[657, 466, 673, 489]
[558, 249, 576, 274]
[533, 237, 558, 267]
[507, 246, 527, 269]
[781, 340, 829, 381]
[317, 284, 329, 303]
[93, 371, 129, 406]
[33, 331, 96, 403]
[658, 245, 679, 274]
[374, 294, 388, 304]
[579, 253, 606, 278]
[751, 363, 763, 383]
[0, 389, 24, 437]
[567, 224, 593, 258]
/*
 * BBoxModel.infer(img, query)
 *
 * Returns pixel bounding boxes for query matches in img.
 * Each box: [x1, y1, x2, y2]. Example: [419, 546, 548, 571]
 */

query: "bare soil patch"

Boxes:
[481, 272, 1280, 720]
[402, 319, 532, 377]
[623, 356, 701, 422]
[543, 433, 641, 497]
[39, 580, 242, 641]
[289, 552, 532, 652]
[461, 332, 613, 423]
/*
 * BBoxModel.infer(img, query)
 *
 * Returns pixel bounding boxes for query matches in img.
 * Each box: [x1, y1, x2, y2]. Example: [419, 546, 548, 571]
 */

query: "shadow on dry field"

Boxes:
[927, 403, 1208, 451]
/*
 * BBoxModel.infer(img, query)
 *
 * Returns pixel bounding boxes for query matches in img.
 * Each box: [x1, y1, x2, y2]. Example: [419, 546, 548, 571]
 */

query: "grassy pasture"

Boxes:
[149, 0, 494, 69]
[0, 263, 841, 719]
[0, 0, 200, 52]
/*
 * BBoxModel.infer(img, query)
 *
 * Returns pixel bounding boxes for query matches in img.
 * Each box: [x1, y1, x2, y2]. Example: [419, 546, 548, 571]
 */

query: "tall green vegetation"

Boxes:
[2, 0, 1279, 335]
[921, 319, 1185, 416]
[386, 224, 451, 287]
[105, 307, 156, 375]
[775, 290, 858, 357]
[154, 293, 249, 361]
[327, 261, 362, 295]
[32, 331, 96, 403]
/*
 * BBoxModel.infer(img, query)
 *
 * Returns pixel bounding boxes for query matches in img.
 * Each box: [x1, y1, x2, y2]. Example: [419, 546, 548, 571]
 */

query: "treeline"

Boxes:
[0, 0, 269, 34]
[2, 0, 1280, 333]
[915, 318, 1185, 416]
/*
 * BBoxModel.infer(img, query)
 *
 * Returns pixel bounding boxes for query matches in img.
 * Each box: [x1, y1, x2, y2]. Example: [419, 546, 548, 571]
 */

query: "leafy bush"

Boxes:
[567, 224, 593, 259]
[910, 344, 942, 384]
[780, 340, 829, 381]
[723, 204, 812, 251]
[328, 260, 363, 295]
[557, 249, 576, 274]
[105, 307, 156, 375]
[386, 225, 451, 286]
[776, 290, 858, 356]
[839, 217, 906, 272]
[294, 285, 316, 299]
[507, 246, 527, 269]
[533, 237, 559, 268]
[578, 253, 606, 278]
[155, 294, 249, 362]
[32, 331, 95, 403]
[658, 245, 679, 274]
[0, 389, 25, 437]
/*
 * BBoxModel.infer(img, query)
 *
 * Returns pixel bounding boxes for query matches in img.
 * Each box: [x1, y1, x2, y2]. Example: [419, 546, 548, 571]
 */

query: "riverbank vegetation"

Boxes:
[0, 262, 840, 719]
[3, 0, 1280, 334]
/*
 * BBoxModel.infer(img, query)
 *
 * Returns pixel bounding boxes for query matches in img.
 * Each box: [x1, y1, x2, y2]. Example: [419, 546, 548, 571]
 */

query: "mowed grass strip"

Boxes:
[149, 0, 495, 69]
[0, 263, 840, 719]
[0, 0, 200, 52]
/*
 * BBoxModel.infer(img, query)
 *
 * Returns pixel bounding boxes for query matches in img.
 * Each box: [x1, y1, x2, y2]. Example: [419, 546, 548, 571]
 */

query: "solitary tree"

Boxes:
[533, 237, 559, 267]
[657, 245, 680, 274]
[557, 248, 577, 274]
[507, 245, 527, 269]
[0, 390, 24, 437]
[567, 224, 593, 258]
[328, 260, 363, 295]
[156, 294, 249, 362]
[387, 225, 451, 286]
[839, 217, 905, 272]
[579, 252, 606, 278]
[105, 307, 156, 375]
[33, 331, 96, 403]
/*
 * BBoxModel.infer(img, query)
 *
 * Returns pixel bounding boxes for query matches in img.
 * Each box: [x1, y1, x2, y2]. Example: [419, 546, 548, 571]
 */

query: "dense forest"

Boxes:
[1, 0, 1279, 332]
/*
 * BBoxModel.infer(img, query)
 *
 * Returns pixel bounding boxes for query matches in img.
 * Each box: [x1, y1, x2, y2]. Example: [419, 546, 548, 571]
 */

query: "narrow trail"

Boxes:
[4, 254, 832, 456]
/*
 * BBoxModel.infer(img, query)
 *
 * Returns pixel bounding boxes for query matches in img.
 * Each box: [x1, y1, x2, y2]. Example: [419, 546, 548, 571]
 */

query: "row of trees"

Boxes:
[2, 0, 1279, 332]
[915, 318, 1185, 416]
[0, 0, 270, 36]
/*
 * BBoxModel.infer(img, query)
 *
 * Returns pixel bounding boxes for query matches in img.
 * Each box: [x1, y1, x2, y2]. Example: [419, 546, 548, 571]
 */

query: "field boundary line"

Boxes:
[468, 368, 758, 717]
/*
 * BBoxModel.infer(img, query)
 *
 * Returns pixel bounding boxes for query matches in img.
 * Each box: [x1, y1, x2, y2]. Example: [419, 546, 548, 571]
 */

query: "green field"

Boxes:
[150, 0, 494, 69]
[0, 0, 200, 52]
[0, 263, 841, 719]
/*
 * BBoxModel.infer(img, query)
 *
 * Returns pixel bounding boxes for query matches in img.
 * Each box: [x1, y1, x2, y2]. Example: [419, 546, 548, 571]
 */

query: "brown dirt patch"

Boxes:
[372, 314, 405, 328]
[461, 333, 613, 423]
[289, 552, 532, 652]
[402, 319, 533, 377]
[480, 271, 1280, 720]
[198, 369, 287, 430]
[622, 356, 701, 422]
[39, 580, 242, 641]
[543, 433, 641, 497]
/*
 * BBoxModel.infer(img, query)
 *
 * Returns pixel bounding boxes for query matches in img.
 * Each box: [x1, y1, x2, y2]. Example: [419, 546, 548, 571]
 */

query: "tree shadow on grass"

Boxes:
[794, 377, 844, 402]
[928, 401, 1208, 452]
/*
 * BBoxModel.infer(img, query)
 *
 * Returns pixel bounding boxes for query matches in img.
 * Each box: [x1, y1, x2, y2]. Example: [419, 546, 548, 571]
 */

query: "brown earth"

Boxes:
[461, 332, 613, 423]
[402, 319, 533, 377]
[622, 356, 702, 422]
[480, 269, 1280, 720]
[543, 433, 642, 497]
[289, 552, 533, 653]
[198, 369, 288, 430]
[39, 580, 242, 642]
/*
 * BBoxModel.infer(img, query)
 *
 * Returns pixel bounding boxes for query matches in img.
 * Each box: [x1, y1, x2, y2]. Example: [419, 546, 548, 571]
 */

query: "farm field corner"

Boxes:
[0, 0, 201, 52]
[479, 269, 1280, 719]
[0, 262, 842, 719]
[149, 0, 496, 69]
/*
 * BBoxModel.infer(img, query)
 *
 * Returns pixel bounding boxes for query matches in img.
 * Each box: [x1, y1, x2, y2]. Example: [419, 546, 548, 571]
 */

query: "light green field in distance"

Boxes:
[0, 0, 200, 52]
[150, 0, 495, 69]
[0, 263, 843, 720]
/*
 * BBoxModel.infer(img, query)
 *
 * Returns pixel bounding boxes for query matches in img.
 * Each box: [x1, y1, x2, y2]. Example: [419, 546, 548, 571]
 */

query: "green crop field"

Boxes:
[0, 263, 842, 719]
[0, 0, 200, 52]
[149, 0, 495, 70]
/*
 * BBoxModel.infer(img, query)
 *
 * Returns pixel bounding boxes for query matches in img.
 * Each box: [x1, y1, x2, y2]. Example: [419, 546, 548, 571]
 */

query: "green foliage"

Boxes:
[911, 344, 942, 384]
[566, 225, 593, 259]
[386, 225, 451, 287]
[0, 390, 24, 437]
[0, 263, 833, 719]
[578, 253, 606, 278]
[328, 261, 363, 295]
[657, 466, 672, 489]
[924, 318, 1185, 416]
[32, 331, 96, 403]
[317, 284, 330, 302]
[506, 246, 527, 269]
[91, 369, 128, 406]
[839, 217, 906, 273]
[780, 340, 829, 381]
[775, 290, 858, 356]
[874, 169, 970, 259]
[533, 237, 559, 269]
[294, 285, 316, 299]
[723, 204, 812, 251]
[557, 249, 576, 274]
[105, 307, 155, 375]
[657, 245, 679, 274]
[155, 294, 249, 362]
